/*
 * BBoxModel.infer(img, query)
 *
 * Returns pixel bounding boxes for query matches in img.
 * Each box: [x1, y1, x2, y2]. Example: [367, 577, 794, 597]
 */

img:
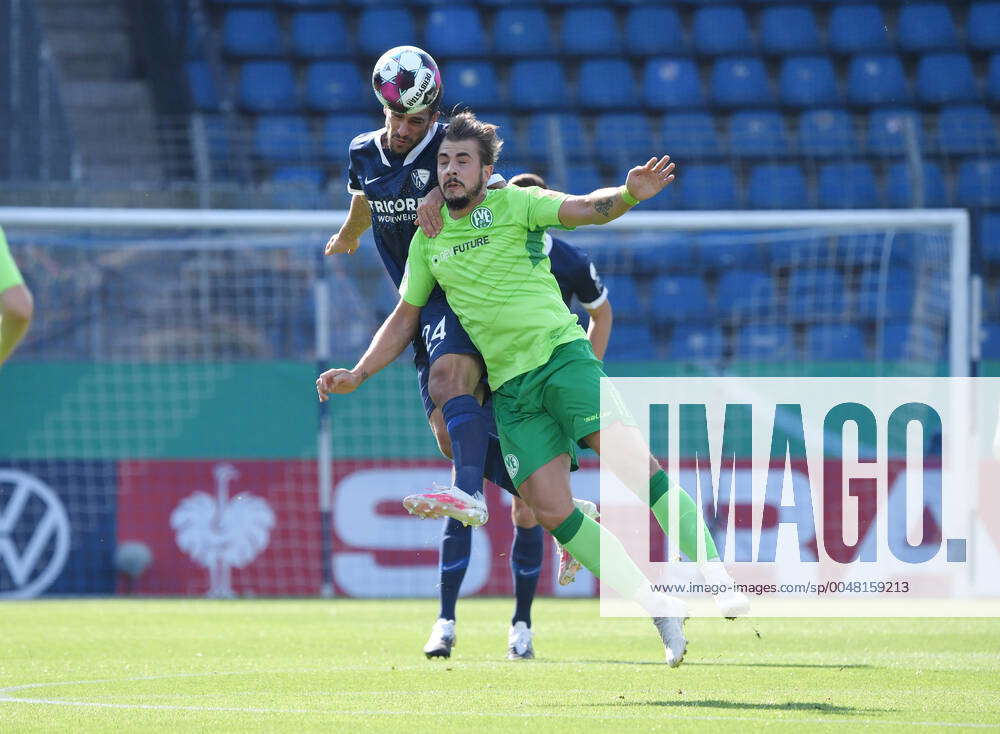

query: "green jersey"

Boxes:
[400, 185, 587, 389]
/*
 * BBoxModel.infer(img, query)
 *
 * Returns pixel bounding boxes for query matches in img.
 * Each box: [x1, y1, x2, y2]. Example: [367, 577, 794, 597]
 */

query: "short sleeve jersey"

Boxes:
[401, 186, 587, 389]
[546, 234, 607, 310]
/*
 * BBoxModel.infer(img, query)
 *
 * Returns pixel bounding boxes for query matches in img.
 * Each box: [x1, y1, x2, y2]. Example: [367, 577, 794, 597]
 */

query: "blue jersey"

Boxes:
[545, 233, 608, 310]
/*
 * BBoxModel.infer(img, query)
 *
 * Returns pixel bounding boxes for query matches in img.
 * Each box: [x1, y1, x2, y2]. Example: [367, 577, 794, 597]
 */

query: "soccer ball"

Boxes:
[372, 45, 442, 115]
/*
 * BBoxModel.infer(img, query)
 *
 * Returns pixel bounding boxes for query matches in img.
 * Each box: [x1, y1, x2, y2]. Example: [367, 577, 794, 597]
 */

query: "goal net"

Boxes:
[0, 207, 970, 599]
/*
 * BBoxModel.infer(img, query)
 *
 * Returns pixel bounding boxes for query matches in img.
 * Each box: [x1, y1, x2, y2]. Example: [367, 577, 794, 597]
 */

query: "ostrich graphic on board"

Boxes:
[170, 463, 276, 597]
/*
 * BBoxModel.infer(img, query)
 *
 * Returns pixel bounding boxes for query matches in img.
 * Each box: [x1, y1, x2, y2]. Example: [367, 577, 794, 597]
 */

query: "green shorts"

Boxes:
[0, 229, 24, 293]
[492, 338, 634, 489]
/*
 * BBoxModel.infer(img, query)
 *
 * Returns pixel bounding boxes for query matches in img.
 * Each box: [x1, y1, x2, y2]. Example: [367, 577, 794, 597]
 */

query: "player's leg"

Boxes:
[507, 497, 541, 660]
[0, 234, 32, 366]
[424, 516, 469, 659]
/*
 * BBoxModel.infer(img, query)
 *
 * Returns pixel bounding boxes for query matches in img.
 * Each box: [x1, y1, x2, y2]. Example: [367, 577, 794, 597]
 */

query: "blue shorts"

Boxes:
[413, 292, 485, 418]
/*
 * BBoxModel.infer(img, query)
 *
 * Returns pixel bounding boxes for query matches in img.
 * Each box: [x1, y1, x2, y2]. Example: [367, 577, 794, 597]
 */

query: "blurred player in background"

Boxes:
[0, 226, 34, 367]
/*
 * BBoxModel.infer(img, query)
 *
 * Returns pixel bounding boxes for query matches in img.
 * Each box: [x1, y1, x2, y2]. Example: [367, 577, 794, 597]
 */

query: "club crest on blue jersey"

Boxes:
[411, 168, 430, 190]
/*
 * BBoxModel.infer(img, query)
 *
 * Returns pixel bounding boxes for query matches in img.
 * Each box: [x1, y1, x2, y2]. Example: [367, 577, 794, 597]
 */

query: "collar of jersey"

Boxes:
[375, 122, 439, 168]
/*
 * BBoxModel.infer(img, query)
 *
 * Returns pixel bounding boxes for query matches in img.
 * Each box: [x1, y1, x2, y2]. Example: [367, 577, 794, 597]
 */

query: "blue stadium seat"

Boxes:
[693, 6, 753, 56]
[980, 322, 1000, 359]
[867, 108, 923, 156]
[885, 162, 947, 208]
[425, 8, 487, 57]
[625, 7, 685, 56]
[760, 6, 820, 55]
[847, 55, 910, 106]
[856, 269, 915, 320]
[716, 270, 775, 318]
[769, 237, 826, 269]
[358, 8, 416, 56]
[254, 115, 314, 162]
[880, 322, 944, 362]
[644, 59, 704, 110]
[980, 212, 1000, 265]
[486, 114, 519, 160]
[988, 55, 1000, 103]
[897, 3, 959, 53]
[578, 60, 635, 110]
[609, 324, 658, 361]
[238, 62, 297, 112]
[681, 164, 738, 209]
[510, 61, 568, 110]
[631, 236, 699, 273]
[563, 165, 604, 195]
[729, 110, 791, 158]
[936, 106, 999, 155]
[185, 61, 219, 111]
[818, 163, 879, 208]
[441, 61, 502, 110]
[560, 7, 621, 54]
[805, 325, 867, 360]
[710, 57, 772, 108]
[289, 11, 351, 58]
[969, 3, 1000, 51]
[601, 275, 643, 321]
[271, 166, 324, 188]
[956, 159, 1000, 207]
[594, 113, 653, 167]
[649, 275, 711, 325]
[747, 164, 809, 209]
[787, 268, 847, 319]
[828, 4, 890, 54]
[221, 9, 283, 58]
[668, 326, 725, 362]
[779, 56, 839, 108]
[322, 114, 381, 161]
[525, 113, 589, 161]
[661, 113, 723, 158]
[697, 232, 765, 270]
[916, 54, 978, 105]
[798, 109, 856, 158]
[304, 62, 366, 112]
[492, 8, 552, 55]
[735, 325, 796, 362]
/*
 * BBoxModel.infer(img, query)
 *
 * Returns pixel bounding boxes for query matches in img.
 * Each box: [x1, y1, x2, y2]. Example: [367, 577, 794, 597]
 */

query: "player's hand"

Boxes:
[416, 187, 445, 238]
[623, 155, 676, 202]
[325, 233, 359, 256]
[316, 368, 363, 401]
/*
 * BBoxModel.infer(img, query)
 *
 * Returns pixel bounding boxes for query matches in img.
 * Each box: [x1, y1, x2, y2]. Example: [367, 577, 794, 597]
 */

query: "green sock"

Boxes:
[649, 469, 719, 563]
[551, 508, 647, 600]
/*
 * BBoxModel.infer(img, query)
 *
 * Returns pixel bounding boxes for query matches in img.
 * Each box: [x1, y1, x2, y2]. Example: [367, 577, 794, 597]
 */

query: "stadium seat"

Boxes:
[185, 61, 220, 111]
[221, 9, 283, 58]
[562, 164, 604, 195]
[649, 275, 711, 325]
[897, 3, 959, 53]
[601, 275, 643, 321]
[916, 54, 978, 105]
[735, 324, 796, 362]
[322, 114, 382, 161]
[710, 57, 772, 108]
[631, 235, 699, 273]
[716, 270, 775, 319]
[846, 55, 910, 107]
[693, 6, 753, 56]
[643, 58, 705, 110]
[271, 166, 324, 188]
[492, 8, 552, 55]
[425, 8, 487, 57]
[828, 4, 890, 54]
[729, 110, 791, 158]
[625, 7, 685, 56]
[237, 62, 297, 113]
[304, 62, 367, 112]
[988, 55, 1000, 103]
[357, 8, 416, 56]
[525, 113, 589, 161]
[980, 322, 1000, 359]
[768, 237, 827, 269]
[885, 162, 947, 208]
[856, 269, 915, 320]
[661, 113, 723, 158]
[668, 325, 725, 362]
[697, 231, 765, 271]
[880, 322, 944, 362]
[805, 324, 867, 361]
[798, 109, 856, 158]
[560, 7, 621, 54]
[680, 164, 738, 210]
[867, 108, 924, 157]
[289, 11, 351, 58]
[486, 114, 519, 161]
[578, 60, 635, 110]
[779, 57, 839, 108]
[510, 61, 569, 110]
[441, 62, 502, 111]
[254, 115, 314, 162]
[969, 3, 1000, 51]
[956, 159, 1000, 207]
[594, 113, 653, 167]
[980, 212, 1000, 265]
[747, 164, 809, 209]
[786, 268, 847, 320]
[818, 162, 880, 208]
[609, 324, 658, 361]
[936, 106, 999, 155]
[760, 6, 820, 55]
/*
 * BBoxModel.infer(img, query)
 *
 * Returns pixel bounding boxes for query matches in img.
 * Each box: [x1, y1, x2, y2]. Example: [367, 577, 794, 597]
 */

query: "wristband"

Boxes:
[619, 185, 640, 207]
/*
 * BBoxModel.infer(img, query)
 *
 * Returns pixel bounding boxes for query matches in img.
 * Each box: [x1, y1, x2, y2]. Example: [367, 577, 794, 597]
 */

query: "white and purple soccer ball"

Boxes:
[372, 45, 442, 115]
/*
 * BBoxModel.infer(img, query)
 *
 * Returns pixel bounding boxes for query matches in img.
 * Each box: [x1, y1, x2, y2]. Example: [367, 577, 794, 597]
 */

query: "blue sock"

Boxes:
[442, 394, 489, 498]
[439, 518, 472, 621]
[482, 402, 518, 494]
[511, 524, 543, 627]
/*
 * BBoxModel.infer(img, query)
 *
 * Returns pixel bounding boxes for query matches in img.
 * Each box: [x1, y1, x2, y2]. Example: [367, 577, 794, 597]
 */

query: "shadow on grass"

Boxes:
[588, 699, 885, 716]
[542, 660, 874, 670]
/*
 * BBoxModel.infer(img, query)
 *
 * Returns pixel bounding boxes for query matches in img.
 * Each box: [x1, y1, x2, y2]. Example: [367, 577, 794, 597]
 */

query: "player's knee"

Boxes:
[427, 357, 480, 409]
[2, 285, 33, 324]
[511, 498, 538, 528]
[532, 507, 570, 532]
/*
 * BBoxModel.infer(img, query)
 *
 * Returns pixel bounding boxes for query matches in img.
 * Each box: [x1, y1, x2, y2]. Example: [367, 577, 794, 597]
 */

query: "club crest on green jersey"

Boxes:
[470, 206, 494, 229]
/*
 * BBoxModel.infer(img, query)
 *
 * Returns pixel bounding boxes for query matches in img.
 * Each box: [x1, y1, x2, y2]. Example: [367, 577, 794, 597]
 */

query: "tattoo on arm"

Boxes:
[360, 369, 370, 383]
[593, 195, 617, 218]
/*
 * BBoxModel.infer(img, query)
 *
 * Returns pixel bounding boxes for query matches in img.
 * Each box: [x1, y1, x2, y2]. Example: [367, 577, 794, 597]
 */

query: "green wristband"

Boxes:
[619, 185, 640, 206]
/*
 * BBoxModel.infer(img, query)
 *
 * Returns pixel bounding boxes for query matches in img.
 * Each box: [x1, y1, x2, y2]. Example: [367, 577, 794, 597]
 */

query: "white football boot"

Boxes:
[506, 621, 535, 660]
[403, 484, 489, 527]
[652, 615, 688, 668]
[701, 561, 751, 619]
[555, 498, 599, 585]
[423, 618, 456, 659]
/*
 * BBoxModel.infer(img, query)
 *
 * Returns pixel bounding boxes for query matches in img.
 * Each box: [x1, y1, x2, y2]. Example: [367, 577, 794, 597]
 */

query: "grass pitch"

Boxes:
[2, 599, 999, 733]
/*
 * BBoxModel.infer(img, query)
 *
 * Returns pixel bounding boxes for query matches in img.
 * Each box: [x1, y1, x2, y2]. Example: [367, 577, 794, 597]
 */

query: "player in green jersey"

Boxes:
[318, 112, 749, 666]
[0, 227, 33, 367]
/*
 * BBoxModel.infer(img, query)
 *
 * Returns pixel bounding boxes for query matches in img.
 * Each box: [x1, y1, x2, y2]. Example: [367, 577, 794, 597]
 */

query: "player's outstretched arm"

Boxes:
[325, 194, 372, 256]
[586, 300, 613, 361]
[557, 155, 675, 228]
[316, 298, 420, 401]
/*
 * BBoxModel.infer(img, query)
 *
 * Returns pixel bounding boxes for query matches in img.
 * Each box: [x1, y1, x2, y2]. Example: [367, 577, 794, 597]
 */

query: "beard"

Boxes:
[443, 174, 485, 211]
